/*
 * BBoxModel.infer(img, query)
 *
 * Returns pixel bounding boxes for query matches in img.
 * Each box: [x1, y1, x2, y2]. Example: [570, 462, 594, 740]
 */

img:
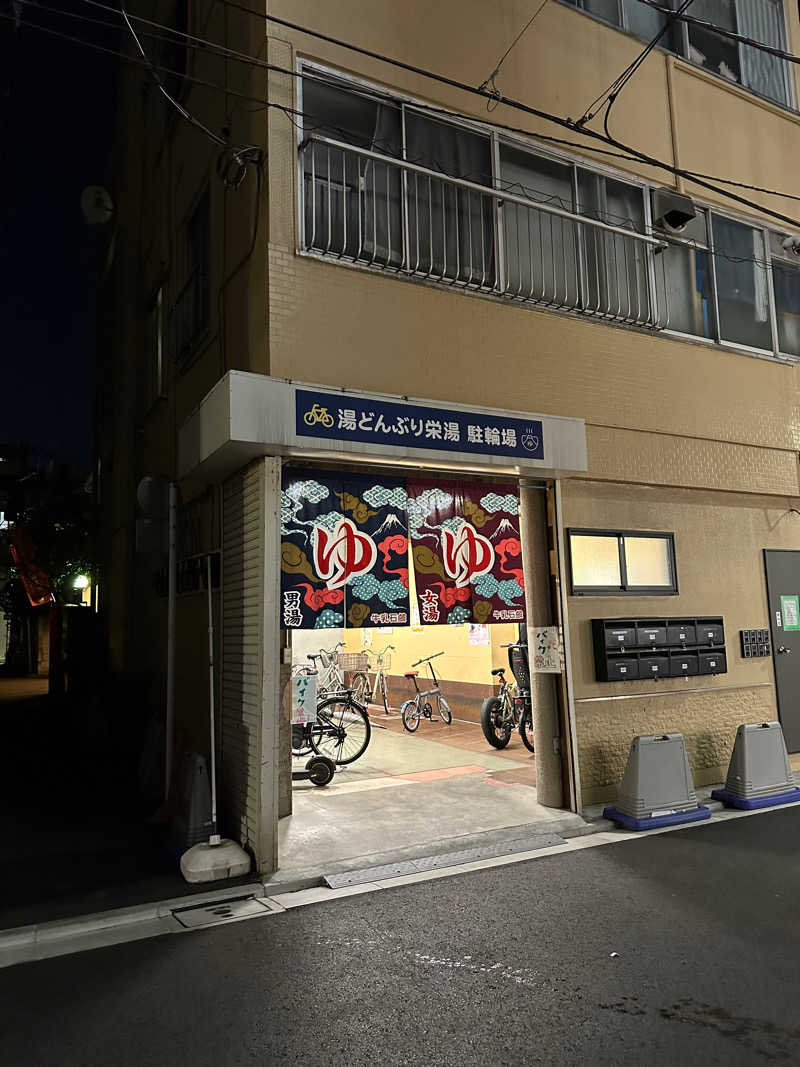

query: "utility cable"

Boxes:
[206, 0, 800, 228]
[2, 12, 797, 273]
[65, 0, 800, 207]
[13, 3, 800, 227]
[118, 0, 227, 147]
[118, 0, 263, 183]
[635, 0, 800, 66]
[576, 0, 695, 129]
[478, 0, 550, 109]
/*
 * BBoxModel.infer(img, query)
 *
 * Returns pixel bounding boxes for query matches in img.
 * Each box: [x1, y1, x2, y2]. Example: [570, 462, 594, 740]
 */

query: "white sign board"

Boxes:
[291, 673, 318, 725]
[532, 626, 562, 674]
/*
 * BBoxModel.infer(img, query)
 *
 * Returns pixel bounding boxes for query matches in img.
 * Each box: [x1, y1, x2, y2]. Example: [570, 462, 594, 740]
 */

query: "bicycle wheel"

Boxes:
[351, 672, 370, 707]
[378, 673, 390, 715]
[519, 707, 535, 754]
[310, 696, 371, 765]
[437, 695, 452, 725]
[401, 699, 421, 732]
[480, 695, 511, 748]
[292, 723, 314, 757]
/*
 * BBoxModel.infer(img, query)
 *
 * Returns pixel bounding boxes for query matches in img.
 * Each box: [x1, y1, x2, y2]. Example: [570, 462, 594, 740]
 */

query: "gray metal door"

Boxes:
[764, 550, 800, 752]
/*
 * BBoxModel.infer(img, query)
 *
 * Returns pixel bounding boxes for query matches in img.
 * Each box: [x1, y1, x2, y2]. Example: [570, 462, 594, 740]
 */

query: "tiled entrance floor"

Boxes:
[278, 718, 572, 882]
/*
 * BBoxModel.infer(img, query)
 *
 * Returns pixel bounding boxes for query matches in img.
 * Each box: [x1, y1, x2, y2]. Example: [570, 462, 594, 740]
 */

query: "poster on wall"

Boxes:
[407, 478, 526, 625]
[280, 469, 410, 629]
[532, 626, 562, 673]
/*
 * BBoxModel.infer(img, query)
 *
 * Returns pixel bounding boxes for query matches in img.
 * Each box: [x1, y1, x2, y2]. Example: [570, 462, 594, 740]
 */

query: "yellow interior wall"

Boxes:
[341, 620, 518, 685]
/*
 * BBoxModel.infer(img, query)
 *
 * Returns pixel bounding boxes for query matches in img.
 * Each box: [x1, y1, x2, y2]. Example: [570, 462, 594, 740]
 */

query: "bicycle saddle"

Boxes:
[491, 668, 505, 676]
[308, 654, 319, 662]
[404, 671, 419, 678]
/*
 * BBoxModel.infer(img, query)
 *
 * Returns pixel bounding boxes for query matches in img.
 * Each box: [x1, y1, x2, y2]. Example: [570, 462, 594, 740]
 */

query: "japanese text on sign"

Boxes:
[297, 390, 544, 460]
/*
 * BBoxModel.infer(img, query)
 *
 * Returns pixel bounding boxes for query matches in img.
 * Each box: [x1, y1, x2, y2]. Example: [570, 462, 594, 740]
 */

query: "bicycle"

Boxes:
[297, 643, 370, 705]
[292, 687, 372, 766]
[401, 652, 452, 732]
[364, 644, 396, 714]
[479, 641, 535, 753]
[303, 403, 335, 427]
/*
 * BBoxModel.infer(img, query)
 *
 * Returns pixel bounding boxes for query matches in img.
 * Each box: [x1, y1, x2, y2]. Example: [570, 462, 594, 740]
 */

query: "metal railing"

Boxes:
[300, 135, 669, 329]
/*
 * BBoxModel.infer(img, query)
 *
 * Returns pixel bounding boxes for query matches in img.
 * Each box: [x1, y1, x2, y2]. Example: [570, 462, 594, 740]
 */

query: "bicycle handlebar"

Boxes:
[319, 642, 345, 654]
[411, 651, 444, 666]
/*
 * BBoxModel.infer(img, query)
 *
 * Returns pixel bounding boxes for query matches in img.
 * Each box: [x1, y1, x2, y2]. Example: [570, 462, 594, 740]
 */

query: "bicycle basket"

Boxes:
[373, 650, 393, 670]
[319, 650, 332, 669]
[336, 652, 370, 672]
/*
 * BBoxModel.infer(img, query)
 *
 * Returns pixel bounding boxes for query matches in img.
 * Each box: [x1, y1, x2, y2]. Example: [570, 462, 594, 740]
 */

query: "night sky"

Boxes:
[1, 2, 119, 472]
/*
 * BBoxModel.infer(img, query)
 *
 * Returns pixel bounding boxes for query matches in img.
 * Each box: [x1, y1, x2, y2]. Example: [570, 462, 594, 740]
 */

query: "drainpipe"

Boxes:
[165, 481, 177, 803]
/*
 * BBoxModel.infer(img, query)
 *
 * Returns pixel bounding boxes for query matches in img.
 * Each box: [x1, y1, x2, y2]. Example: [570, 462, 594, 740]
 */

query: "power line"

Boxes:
[208, 0, 800, 229]
[15, 2, 800, 225]
[576, 0, 695, 129]
[4, 10, 796, 272]
[635, 0, 800, 66]
[478, 0, 550, 109]
[118, 0, 226, 148]
[64, 0, 800, 209]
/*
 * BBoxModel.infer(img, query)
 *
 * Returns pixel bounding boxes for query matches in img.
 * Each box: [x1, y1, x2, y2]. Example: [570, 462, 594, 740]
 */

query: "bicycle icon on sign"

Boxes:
[303, 403, 335, 428]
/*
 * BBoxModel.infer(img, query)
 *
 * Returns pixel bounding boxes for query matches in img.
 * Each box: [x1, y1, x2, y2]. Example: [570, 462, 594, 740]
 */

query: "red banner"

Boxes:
[9, 527, 53, 607]
[407, 479, 525, 625]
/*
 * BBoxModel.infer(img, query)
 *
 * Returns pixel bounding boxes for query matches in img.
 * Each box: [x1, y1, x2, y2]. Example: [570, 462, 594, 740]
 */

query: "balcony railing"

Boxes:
[300, 135, 669, 329]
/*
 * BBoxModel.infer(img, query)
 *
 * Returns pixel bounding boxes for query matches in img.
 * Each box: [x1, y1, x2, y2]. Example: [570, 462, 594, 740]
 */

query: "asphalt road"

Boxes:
[3, 808, 800, 1066]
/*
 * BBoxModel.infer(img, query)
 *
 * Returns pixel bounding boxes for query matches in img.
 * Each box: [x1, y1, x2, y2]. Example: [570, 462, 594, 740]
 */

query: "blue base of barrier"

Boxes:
[602, 804, 712, 831]
[710, 787, 800, 810]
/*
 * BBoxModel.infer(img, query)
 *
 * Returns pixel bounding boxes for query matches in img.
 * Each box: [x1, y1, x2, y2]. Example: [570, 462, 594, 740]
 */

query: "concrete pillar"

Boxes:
[278, 629, 292, 818]
[518, 486, 564, 808]
[259, 456, 282, 873]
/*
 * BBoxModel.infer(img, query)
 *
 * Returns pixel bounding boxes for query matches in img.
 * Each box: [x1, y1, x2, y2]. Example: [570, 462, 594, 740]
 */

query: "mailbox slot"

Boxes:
[667, 623, 696, 646]
[606, 657, 640, 681]
[699, 651, 726, 674]
[605, 627, 636, 650]
[636, 626, 667, 647]
[639, 654, 670, 678]
[670, 653, 699, 677]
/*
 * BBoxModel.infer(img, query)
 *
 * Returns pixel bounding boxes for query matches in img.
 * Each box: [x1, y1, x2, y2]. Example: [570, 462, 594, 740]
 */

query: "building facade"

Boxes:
[102, 0, 800, 873]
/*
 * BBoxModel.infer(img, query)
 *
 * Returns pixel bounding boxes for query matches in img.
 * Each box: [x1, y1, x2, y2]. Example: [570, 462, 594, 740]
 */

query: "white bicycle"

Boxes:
[295, 643, 371, 705]
[364, 644, 396, 714]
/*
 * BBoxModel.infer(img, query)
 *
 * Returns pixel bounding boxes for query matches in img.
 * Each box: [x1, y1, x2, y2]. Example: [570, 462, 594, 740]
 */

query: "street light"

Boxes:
[73, 574, 90, 590]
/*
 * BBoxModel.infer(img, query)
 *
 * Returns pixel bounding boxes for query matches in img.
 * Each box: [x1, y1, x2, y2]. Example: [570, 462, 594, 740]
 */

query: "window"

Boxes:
[499, 145, 578, 305]
[577, 170, 651, 322]
[299, 71, 800, 360]
[656, 209, 716, 338]
[563, 0, 790, 107]
[140, 287, 164, 414]
[568, 529, 678, 594]
[563, 0, 681, 50]
[711, 213, 772, 350]
[770, 232, 800, 357]
[170, 189, 210, 361]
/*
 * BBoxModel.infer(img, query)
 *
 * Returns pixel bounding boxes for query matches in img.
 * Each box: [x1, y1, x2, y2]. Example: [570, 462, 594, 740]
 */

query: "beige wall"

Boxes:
[261, 7, 800, 503]
[107, 1, 800, 821]
[563, 480, 800, 802]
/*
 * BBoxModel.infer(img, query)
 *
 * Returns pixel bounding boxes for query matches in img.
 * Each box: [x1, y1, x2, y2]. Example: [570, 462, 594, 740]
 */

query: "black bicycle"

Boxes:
[480, 641, 535, 752]
[292, 689, 372, 766]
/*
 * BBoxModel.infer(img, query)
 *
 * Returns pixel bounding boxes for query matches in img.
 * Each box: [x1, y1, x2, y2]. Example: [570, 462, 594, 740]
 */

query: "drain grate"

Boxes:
[323, 832, 566, 889]
[172, 895, 282, 929]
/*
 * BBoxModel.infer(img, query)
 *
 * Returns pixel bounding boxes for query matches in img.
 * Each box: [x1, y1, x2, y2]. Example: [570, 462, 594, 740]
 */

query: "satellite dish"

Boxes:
[80, 185, 114, 226]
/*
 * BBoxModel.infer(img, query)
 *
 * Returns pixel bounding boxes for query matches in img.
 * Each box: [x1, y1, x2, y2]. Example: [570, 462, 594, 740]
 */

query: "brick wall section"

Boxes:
[578, 686, 775, 805]
[586, 425, 800, 497]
